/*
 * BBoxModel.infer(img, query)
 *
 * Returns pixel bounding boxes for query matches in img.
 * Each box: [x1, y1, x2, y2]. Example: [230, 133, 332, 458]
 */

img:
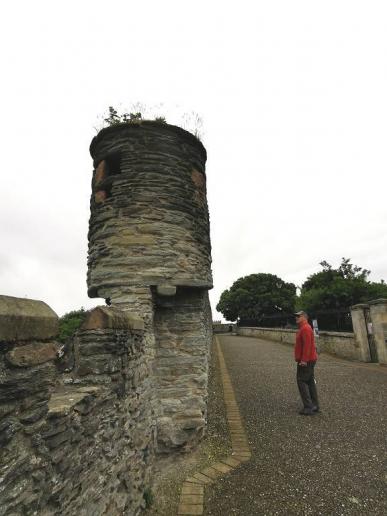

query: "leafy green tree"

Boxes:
[58, 308, 87, 343]
[216, 273, 296, 322]
[297, 258, 387, 313]
[367, 280, 387, 299]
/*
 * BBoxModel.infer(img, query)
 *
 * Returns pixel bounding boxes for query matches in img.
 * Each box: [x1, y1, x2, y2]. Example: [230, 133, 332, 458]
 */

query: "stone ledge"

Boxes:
[80, 306, 144, 331]
[47, 386, 103, 417]
[238, 326, 297, 333]
[368, 298, 387, 306]
[0, 295, 58, 342]
[319, 331, 354, 338]
[239, 327, 355, 338]
[351, 303, 370, 310]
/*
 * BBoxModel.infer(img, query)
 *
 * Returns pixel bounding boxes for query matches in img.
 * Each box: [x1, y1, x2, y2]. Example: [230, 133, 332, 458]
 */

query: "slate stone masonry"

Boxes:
[0, 297, 153, 516]
[154, 288, 212, 452]
[87, 121, 213, 453]
[0, 121, 214, 514]
[87, 121, 212, 296]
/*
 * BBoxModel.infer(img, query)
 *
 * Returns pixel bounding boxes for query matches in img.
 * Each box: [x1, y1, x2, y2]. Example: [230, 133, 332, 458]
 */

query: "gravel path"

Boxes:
[205, 335, 387, 516]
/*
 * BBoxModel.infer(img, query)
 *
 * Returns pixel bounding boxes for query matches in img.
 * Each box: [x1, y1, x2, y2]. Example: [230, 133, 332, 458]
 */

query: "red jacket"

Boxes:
[294, 321, 318, 363]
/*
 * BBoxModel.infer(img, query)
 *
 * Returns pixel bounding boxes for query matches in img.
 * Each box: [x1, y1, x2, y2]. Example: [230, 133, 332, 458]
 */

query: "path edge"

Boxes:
[177, 336, 251, 515]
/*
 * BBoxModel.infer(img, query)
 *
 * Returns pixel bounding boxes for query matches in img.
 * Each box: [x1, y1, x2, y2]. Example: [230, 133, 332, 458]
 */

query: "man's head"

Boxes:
[294, 310, 308, 325]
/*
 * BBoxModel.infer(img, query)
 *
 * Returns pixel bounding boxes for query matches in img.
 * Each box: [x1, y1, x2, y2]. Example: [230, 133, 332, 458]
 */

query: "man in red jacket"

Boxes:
[294, 311, 319, 415]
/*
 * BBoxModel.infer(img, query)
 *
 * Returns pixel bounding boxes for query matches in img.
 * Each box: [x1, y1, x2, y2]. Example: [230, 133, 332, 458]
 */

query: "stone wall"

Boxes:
[0, 297, 153, 516]
[237, 326, 361, 361]
[213, 323, 237, 334]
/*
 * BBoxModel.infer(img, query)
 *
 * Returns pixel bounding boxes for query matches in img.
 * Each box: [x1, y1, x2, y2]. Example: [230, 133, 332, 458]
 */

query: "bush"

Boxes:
[58, 308, 88, 343]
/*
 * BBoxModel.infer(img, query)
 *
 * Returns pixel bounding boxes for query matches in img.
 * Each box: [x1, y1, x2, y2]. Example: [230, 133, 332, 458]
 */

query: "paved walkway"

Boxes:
[205, 335, 387, 516]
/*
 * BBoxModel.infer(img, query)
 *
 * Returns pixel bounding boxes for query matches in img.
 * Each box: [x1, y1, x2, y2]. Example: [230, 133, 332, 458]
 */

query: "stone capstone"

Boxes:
[0, 295, 58, 342]
[81, 306, 144, 331]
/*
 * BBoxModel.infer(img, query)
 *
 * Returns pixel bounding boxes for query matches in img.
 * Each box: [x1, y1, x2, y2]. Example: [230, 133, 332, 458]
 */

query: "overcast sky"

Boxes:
[1, 1, 386, 319]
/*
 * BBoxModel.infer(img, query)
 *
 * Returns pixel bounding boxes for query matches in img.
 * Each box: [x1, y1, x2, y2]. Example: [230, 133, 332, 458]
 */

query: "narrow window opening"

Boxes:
[101, 152, 121, 199]
[105, 152, 122, 177]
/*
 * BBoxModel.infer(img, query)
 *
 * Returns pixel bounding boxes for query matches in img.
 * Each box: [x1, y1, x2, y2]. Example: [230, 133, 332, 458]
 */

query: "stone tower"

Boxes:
[87, 121, 213, 451]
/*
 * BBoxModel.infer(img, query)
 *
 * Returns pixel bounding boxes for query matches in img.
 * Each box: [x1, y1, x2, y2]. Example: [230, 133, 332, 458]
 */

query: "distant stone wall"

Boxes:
[0, 297, 153, 516]
[213, 323, 237, 334]
[237, 326, 360, 361]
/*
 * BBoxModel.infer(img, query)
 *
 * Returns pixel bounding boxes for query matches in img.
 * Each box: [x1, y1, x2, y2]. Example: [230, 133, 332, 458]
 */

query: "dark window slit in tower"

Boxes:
[103, 152, 122, 198]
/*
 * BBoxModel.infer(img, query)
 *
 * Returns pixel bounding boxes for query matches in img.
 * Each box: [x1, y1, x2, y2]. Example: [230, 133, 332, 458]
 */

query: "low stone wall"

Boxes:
[213, 323, 236, 334]
[237, 326, 360, 361]
[0, 297, 153, 516]
[317, 330, 359, 361]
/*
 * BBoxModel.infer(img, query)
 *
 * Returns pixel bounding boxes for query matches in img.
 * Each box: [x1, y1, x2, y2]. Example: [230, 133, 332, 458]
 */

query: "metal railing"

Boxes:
[238, 309, 353, 333]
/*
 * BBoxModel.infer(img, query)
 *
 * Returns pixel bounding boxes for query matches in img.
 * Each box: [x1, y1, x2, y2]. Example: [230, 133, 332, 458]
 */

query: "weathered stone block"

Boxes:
[0, 295, 58, 342]
[157, 285, 177, 297]
[81, 306, 144, 331]
[5, 341, 59, 367]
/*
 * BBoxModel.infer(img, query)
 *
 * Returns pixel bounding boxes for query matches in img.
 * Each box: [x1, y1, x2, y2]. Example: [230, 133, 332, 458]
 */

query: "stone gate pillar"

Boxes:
[87, 121, 213, 452]
[350, 304, 371, 362]
[369, 299, 387, 365]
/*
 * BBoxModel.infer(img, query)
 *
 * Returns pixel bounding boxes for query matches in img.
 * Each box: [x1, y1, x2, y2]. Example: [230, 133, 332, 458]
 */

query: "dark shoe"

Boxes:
[299, 408, 315, 416]
[312, 406, 319, 413]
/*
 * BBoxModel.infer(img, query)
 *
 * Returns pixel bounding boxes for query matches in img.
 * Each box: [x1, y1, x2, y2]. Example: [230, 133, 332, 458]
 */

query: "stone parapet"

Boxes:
[0, 301, 153, 515]
[0, 295, 58, 342]
[237, 326, 360, 361]
[213, 323, 237, 334]
[81, 305, 144, 331]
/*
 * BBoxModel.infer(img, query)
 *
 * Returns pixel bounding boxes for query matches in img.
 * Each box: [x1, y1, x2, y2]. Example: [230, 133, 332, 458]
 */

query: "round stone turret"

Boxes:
[87, 121, 212, 299]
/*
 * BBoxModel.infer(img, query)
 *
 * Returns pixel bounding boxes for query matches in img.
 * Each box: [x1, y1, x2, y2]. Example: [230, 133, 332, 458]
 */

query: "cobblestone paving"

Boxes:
[205, 335, 387, 516]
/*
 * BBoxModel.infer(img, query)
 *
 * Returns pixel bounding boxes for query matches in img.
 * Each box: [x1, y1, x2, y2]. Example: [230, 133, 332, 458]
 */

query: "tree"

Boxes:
[58, 308, 87, 343]
[297, 258, 387, 314]
[216, 273, 296, 323]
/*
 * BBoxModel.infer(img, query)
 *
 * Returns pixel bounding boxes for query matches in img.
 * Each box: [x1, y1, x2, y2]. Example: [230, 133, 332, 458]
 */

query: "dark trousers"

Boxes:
[297, 362, 319, 409]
